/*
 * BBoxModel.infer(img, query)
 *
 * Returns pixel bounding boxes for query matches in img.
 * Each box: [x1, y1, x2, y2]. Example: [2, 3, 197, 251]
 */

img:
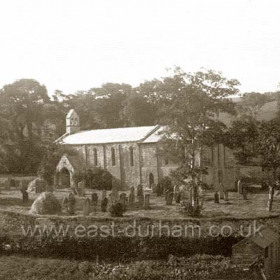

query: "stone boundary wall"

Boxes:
[1, 209, 280, 240]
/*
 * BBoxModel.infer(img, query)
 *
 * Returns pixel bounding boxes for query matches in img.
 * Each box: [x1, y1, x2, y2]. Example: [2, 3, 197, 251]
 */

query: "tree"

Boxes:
[121, 92, 157, 126]
[89, 83, 132, 128]
[236, 92, 270, 120]
[258, 119, 280, 180]
[225, 119, 260, 164]
[0, 79, 50, 174]
[159, 68, 240, 215]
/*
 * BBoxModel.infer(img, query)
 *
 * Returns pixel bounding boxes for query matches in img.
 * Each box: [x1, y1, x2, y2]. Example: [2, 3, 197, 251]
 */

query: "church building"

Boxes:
[55, 109, 239, 190]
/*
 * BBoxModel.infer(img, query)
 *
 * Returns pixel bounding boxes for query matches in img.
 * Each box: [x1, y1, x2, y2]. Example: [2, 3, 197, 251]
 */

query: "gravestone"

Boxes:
[68, 193, 76, 215]
[219, 190, 224, 200]
[174, 185, 180, 203]
[101, 197, 108, 212]
[242, 187, 248, 200]
[214, 192, 219, 203]
[128, 186, 135, 205]
[30, 192, 61, 215]
[20, 180, 29, 204]
[77, 180, 85, 197]
[61, 196, 69, 213]
[144, 193, 150, 209]
[224, 191, 229, 201]
[166, 192, 174, 205]
[111, 189, 119, 203]
[102, 190, 107, 200]
[237, 180, 242, 194]
[109, 193, 114, 207]
[151, 183, 156, 193]
[136, 184, 143, 197]
[92, 193, 98, 212]
[156, 183, 162, 196]
[83, 198, 91, 216]
[119, 193, 128, 206]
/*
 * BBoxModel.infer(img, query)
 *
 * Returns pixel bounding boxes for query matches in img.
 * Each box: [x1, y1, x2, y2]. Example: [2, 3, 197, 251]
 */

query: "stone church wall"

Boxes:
[140, 143, 159, 186]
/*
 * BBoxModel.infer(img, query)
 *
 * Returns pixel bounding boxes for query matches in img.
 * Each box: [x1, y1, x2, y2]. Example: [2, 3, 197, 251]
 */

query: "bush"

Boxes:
[109, 203, 126, 217]
[179, 201, 201, 217]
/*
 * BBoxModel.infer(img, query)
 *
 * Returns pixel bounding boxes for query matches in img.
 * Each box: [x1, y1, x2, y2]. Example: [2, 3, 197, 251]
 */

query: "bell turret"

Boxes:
[66, 109, 80, 134]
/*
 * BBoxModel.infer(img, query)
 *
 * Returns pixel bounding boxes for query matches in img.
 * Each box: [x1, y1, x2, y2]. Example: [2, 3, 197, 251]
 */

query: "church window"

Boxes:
[111, 147, 116, 166]
[94, 148, 98, 166]
[129, 147, 134, 166]
[164, 158, 169, 165]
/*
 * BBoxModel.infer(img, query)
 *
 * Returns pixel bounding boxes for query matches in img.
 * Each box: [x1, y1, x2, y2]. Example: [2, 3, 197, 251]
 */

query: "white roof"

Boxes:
[58, 125, 161, 145]
[142, 126, 164, 143]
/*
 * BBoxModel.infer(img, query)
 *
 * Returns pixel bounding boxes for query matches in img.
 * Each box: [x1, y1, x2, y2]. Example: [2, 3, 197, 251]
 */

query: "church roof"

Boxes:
[58, 125, 161, 145]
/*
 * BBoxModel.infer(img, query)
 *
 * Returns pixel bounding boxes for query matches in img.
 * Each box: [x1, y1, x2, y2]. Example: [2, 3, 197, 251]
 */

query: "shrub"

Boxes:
[109, 203, 126, 217]
[179, 201, 201, 217]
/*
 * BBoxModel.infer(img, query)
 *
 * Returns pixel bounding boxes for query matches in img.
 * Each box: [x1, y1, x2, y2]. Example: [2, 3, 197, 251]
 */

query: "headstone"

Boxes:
[214, 192, 219, 203]
[20, 180, 29, 204]
[156, 183, 162, 196]
[174, 185, 180, 203]
[224, 191, 229, 201]
[119, 193, 128, 206]
[136, 184, 143, 197]
[102, 190, 107, 200]
[68, 193, 76, 215]
[138, 194, 144, 207]
[77, 181, 85, 197]
[91, 193, 98, 212]
[237, 180, 242, 194]
[137, 184, 144, 207]
[111, 189, 119, 203]
[166, 192, 173, 205]
[101, 197, 108, 212]
[109, 193, 114, 207]
[83, 198, 91, 216]
[128, 186, 135, 205]
[267, 185, 274, 212]
[144, 193, 150, 209]
[61, 196, 69, 213]
[5, 176, 11, 190]
[219, 191, 224, 200]
[151, 183, 156, 193]
[242, 186, 248, 200]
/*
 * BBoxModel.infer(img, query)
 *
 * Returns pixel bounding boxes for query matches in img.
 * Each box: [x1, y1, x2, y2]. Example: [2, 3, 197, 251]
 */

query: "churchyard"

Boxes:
[0, 176, 279, 219]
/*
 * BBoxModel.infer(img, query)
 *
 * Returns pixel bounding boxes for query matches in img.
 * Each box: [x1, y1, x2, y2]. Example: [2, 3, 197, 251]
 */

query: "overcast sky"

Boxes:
[1, 0, 280, 96]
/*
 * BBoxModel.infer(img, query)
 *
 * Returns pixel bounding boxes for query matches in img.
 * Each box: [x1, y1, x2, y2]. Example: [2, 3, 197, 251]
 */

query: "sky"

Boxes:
[1, 0, 280, 96]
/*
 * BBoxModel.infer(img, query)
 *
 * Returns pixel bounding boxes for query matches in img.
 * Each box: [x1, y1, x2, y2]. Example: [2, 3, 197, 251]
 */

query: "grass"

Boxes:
[0, 188, 279, 220]
[0, 255, 255, 280]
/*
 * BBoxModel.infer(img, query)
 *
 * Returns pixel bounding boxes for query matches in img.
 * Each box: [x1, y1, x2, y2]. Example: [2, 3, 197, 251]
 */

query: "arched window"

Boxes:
[93, 148, 98, 166]
[164, 158, 169, 165]
[129, 147, 134, 166]
[111, 147, 116, 166]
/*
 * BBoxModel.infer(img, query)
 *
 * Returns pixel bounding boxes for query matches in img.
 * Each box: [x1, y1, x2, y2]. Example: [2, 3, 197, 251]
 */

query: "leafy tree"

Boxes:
[258, 119, 280, 180]
[0, 79, 50, 174]
[121, 92, 157, 126]
[225, 119, 260, 164]
[89, 83, 132, 128]
[236, 92, 270, 120]
[159, 68, 240, 214]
